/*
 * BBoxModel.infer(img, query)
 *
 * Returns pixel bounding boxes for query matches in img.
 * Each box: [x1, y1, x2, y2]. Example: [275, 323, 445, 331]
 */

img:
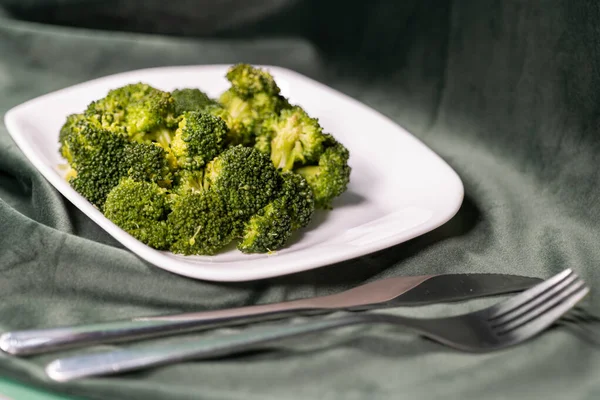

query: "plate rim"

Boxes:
[4, 64, 464, 281]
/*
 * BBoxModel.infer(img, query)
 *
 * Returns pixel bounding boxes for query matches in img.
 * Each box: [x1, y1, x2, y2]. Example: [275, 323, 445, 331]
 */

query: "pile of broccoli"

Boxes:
[58, 64, 351, 255]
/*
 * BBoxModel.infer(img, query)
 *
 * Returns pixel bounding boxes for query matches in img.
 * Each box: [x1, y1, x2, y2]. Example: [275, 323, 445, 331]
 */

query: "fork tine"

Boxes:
[487, 269, 574, 318]
[498, 285, 590, 340]
[489, 273, 580, 326]
[493, 278, 586, 334]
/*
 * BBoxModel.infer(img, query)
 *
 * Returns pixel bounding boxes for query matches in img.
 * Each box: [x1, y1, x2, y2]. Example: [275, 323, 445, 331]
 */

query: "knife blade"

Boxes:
[0, 273, 541, 356]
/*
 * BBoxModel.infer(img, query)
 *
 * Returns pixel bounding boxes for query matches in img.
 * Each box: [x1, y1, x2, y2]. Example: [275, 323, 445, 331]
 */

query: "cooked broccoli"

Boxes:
[59, 115, 174, 209]
[204, 145, 281, 222]
[167, 190, 234, 255]
[279, 171, 314, 230]
[238, 198, 292, 254]
[70, 160, 128, 210]
[214, 91, 257, 146]
[253, 130, 272, 156]
[85, 83, 177, 145]
[104, 178, 171, 250]
[123, 142, 173, 187]
[59, 116, 130, 209]
[262, 106, 326, 171]
[295, 137, 351, 209]
[172, 88, 217, 114]
[171, 169, 205, 195]
[226, 63, 281, 99]
[58, 63, 351, 256]
[59, 113, 87, 166]
[237, 172, 314, 253]
[170, 111, 228, 170]
[126, 89, 177, 139]
[216, 64, 290, 146]
[217, 90, 290, 147]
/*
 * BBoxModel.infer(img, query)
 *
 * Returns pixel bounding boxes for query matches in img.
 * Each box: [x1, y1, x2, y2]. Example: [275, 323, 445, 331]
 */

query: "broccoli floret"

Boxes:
[225, 63, 281, 99]
[85, 83, 177, 145]
[295, 137, 351, 209]
[70, 161, 128, 209]
[237, 171, 314, 253]
[216, 90, 290, 147]
[83, 92, 127, 134]
[172, 88, 217, 114]
[104, 178, 171, 250]
[279, 171, 314, 230]
[253, 129, 272, 156]
[62, 119, 130, 209]
[126, 89, 177, 137]
[216, 65, 290, 147]
[262, 106, 326, 171]
[237, 198, 292, 254]
[170, 111, 228, 170]
[59, 113, 91, 167]
[215, 90, 257, 146]
[123, 142, 173, 187]
[204, 145, 281, 223]
[60, 113, 176, 208]
[171, 169, 205, 195]
[167, 191, 234, 255]
[251, 92, 290, 115]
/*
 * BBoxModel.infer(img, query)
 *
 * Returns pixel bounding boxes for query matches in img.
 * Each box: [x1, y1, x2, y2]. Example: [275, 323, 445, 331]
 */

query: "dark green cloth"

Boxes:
[1, 1, 599, 399]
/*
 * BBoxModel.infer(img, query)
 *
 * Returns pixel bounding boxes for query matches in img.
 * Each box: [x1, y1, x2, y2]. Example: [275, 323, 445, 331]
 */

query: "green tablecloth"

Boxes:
[1, 1, 599, 399]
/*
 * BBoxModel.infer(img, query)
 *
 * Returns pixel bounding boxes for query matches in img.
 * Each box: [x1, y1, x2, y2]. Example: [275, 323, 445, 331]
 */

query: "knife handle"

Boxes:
[0, 273, 538, 356]
[0, 275, 434, 356]
[0, 301, 324, 356]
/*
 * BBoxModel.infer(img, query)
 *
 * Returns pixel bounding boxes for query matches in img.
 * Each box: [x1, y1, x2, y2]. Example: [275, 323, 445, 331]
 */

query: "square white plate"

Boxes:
[4, 65, 463, 282]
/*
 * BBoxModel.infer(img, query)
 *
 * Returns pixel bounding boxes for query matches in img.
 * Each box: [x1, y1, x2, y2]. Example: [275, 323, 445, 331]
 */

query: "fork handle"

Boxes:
[45, 314, 416, 382]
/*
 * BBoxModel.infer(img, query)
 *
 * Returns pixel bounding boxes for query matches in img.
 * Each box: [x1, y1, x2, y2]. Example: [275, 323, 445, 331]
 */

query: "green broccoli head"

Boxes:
[237, 171, 314, 253]
[250, 92, 290, 115]
[226, 64, 281, 99]
[204, 145, 281, 222]
[167, 190, 235, 255]
[123, 142, 173, 187]
[63, 120, 130, 209]
[59, 113, 92, 167]
[253, 129, 272, 156]
[216, 87, 291, 147]
[125, 88, 177, 135]
[84, 93, 127, 133]
[171, 88, 217, 114]
[263, 106, 326, 171]
[295, 136, 351, 209]
[169, 111, 228, 170]
[171, 169, 205, 195]
[215, 90, 257, 146]
[279, 171, 315, 230]
[237, 197, 292, 254]
[60, 114, 176, 209]
[104, 178, 171, 250]
[217, 64, 292, 147]
[85, 83, 177, 143]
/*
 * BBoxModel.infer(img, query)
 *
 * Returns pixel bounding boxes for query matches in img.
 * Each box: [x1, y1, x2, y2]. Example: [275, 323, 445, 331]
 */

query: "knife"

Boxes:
[0, 273, 541, 356]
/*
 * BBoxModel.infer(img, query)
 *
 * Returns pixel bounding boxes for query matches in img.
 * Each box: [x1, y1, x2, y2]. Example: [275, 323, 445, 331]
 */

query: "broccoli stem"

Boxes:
[295, 165, 319, 179]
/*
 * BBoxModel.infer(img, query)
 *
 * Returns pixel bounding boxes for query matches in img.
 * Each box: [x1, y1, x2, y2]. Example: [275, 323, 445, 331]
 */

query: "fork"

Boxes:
[45, 268, 589, 382]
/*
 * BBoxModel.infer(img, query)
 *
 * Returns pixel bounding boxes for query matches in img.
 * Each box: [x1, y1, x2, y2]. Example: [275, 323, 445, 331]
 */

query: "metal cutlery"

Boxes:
[44, 268, 589, 382]
[0, 272, 541, 356]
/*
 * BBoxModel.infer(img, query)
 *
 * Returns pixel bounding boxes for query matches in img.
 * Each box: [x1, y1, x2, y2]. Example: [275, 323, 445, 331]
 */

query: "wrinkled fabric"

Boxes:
[1, 1, 599, 399]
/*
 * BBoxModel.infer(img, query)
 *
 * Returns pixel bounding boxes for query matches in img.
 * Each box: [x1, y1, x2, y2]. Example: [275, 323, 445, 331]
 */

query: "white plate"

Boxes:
[4, 65, 464, 282]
